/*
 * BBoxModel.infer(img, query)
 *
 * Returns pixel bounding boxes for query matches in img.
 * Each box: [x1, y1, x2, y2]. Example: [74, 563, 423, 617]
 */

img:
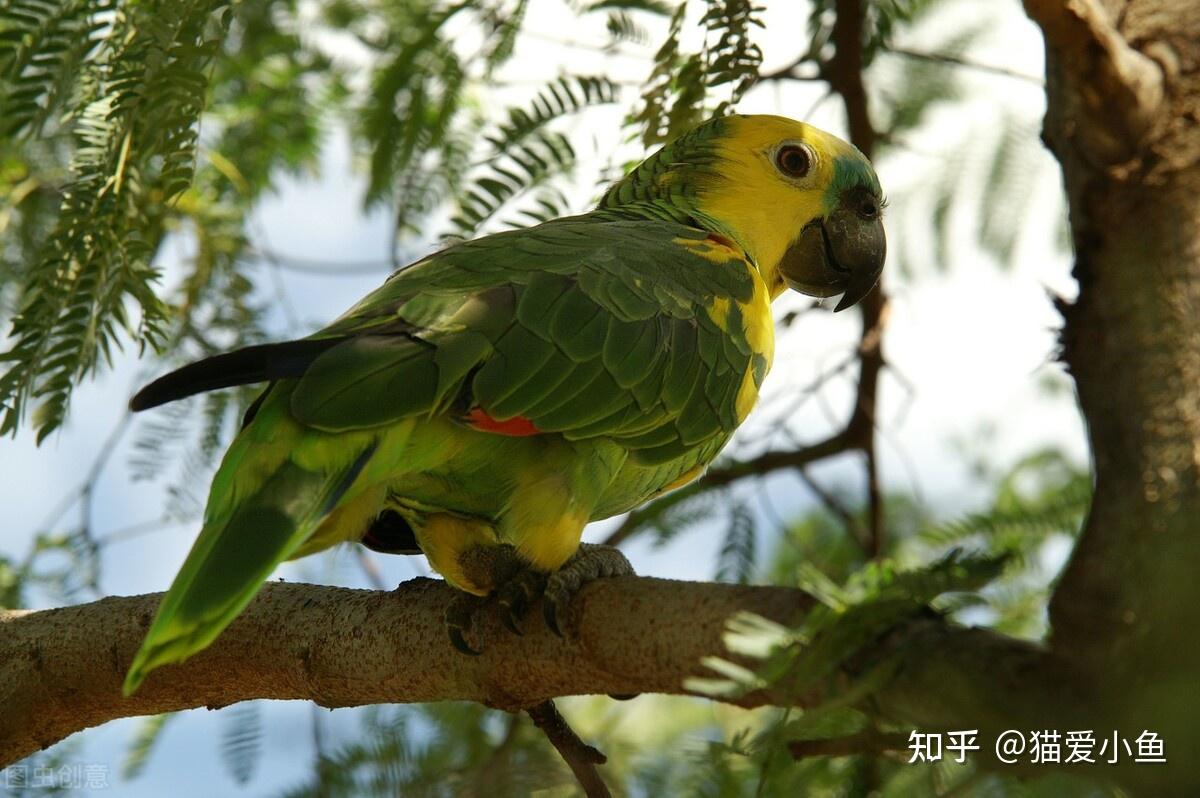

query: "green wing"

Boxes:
[290, 216, 762, 463]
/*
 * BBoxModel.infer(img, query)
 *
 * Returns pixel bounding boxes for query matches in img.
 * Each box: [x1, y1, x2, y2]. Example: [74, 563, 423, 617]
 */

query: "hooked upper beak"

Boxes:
[777, 187, 886, 312]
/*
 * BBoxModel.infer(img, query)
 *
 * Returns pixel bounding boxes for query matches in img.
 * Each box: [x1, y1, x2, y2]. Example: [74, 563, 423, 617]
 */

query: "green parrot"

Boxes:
[123, 114, 885, 695]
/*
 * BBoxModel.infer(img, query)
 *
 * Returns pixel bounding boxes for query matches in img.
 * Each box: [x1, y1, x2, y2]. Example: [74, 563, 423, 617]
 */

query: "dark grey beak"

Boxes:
[777, 187, 886, 312]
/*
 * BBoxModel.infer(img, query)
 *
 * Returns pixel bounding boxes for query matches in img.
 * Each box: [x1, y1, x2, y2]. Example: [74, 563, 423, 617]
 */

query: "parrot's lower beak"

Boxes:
[778, 196, 886, 312]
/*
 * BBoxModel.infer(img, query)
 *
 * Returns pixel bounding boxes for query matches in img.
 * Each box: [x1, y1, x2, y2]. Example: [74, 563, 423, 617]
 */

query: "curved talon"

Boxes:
[544, 595, 566, 638]
[495, 568, 547, 637]
[499, 597, 525, 636]
[541, 544, 633, 638]
[445, 593, 484, 655]
[449, 626, 481, 656]
[542, 573, 580, 637]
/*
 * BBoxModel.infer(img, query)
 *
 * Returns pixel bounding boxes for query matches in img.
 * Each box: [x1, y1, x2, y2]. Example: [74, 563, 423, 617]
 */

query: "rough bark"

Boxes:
[1025, 0, 1200, 793]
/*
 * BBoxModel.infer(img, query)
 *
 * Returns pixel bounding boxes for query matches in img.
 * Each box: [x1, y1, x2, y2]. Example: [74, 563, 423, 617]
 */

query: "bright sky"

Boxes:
[1, 0, 1084, 793]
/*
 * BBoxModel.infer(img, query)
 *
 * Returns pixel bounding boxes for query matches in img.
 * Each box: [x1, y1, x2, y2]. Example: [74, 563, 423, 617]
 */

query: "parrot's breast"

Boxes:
[590, 434, 731, 519]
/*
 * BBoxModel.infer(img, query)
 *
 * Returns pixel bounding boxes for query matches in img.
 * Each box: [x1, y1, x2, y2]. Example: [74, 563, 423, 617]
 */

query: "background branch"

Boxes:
[526, 700, 610, 798]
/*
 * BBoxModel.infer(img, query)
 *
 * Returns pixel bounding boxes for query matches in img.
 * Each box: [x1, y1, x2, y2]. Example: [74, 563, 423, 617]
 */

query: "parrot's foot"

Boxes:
[540, 543, 634, 637]
[444, 543, 634, 653]
[494, 543, 634, 638]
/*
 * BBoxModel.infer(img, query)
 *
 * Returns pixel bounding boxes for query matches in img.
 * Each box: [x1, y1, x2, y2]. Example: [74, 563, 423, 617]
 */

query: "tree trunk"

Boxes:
[1025, 0, 1200, 792]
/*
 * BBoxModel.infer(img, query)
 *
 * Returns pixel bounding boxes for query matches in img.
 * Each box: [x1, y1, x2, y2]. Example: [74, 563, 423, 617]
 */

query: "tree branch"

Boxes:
[2, 577, 1062, 771]
[527, 700, 610, 798]
[883, 47, 1044, 84]
[0, 578, 803, 764]
[828, 0, 889, 564]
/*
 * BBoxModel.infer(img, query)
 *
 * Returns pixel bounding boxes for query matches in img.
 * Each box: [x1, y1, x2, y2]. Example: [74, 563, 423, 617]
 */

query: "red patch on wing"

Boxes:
[465, 408, 541, 436]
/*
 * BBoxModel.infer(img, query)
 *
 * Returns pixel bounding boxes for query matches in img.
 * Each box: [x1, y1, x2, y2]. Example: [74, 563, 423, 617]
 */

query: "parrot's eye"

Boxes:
[774, 144, 811, 178]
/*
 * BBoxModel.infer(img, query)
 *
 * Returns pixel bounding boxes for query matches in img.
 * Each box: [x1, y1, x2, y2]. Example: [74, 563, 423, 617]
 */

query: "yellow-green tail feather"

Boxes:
[123, 440, 377, 694]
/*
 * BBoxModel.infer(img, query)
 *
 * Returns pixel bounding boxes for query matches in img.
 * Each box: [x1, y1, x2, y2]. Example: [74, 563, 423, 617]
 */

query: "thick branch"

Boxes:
[1, 578, 1058, 769]
[1034, 0, 1199, 670]
[0, 578, 805, 764]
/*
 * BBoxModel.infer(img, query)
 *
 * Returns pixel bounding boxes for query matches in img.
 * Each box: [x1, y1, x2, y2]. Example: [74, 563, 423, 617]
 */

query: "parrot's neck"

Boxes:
[596, 201, 787, 300]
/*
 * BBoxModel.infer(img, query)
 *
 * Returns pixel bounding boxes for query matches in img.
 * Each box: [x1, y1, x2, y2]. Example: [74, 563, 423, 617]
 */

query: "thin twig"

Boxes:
[526, 700, 610, 798]
[601, 432, 855, 547]
[787, 730, 910, 759]
[245, 247, 397, 276]
[310, 703, 326, 793]
[469, 713, 523, 796]
[96, 516, 191, 546]
[884, 46, 1043, 84]
[865, 444, 884, 560]
[520, 28, 648, 59]
[796, 467, 867, 552]
[829, 0, 888, 566]
[32, 412, 132, 540]
[755, 55, 821, 84]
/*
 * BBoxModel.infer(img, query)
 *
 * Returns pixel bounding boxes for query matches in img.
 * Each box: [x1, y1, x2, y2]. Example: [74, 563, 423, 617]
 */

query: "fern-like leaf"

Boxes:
[631, 0, 764, 145]
[0, 0, 233, 440]
[122, 712, 177, 781]
[220, 701, 263, 785]
[445, 75, 617, 239]
[716, 501, 757, 583]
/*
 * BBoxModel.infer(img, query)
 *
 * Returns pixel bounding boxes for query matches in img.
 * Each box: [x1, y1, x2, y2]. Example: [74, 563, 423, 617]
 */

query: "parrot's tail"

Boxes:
[128, 337, 348, 411]
[122, 441, 376, 695]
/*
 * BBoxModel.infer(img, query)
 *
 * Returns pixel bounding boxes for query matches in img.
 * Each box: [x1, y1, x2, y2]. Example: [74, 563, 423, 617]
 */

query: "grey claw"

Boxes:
[544, 597, 565, 638]
[445, 594, 485, 655]
[499, 598, 525, 636]
[448, 625, 481, 656]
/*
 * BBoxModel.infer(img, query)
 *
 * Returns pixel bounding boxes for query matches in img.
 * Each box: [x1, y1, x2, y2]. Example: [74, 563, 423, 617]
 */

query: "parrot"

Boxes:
[122, 113, 885, 695]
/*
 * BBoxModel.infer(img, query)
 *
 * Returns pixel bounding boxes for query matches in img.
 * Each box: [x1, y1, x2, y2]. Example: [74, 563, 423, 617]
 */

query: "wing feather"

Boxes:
[130, 217, 767, 460]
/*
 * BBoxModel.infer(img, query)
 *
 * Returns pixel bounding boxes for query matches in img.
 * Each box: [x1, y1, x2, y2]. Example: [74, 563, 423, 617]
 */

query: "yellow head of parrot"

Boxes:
[605, 114, 887, 311]
[696, 115, 886, 311]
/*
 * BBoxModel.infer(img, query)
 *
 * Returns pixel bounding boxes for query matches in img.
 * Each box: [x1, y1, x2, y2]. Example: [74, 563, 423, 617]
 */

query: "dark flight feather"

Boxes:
[129, 338, 349, 412]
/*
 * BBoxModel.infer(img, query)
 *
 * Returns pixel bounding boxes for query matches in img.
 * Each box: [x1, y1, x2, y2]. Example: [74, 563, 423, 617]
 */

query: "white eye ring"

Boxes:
[774, 143, 814, 178]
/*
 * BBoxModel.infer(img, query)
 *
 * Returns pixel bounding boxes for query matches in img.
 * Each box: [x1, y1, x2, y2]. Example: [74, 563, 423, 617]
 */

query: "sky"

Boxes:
[0, 0, 1087, 793]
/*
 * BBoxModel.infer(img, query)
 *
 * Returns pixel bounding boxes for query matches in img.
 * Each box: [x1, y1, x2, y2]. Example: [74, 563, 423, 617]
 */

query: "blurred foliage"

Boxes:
[277, 704, 577, 797]
[631, 0, 762, 146]
[120, 712, 177, 781]
[0, 0, 232, 440]
[0, 0, 1086, 794]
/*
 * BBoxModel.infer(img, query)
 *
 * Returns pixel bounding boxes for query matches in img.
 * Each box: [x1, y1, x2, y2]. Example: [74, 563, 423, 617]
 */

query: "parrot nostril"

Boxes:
[844, 186, 881, 221]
